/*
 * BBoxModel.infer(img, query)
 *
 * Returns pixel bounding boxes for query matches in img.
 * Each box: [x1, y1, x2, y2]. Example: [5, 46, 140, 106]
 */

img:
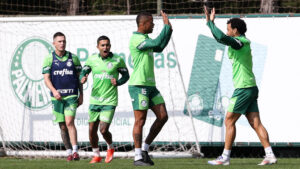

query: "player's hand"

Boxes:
[204, 6, 215, 22]
[81, 74, 88, 84]
[53, 90, 62, 100]
[111, 78, 117, 86]
[161, 10, 172, 28]
[77, 93, 83, 107]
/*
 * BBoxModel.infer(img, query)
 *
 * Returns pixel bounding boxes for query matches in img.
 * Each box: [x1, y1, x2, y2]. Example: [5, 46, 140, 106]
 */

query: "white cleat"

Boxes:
[258, 156, 277, 165]
[208, 156, 230, 166]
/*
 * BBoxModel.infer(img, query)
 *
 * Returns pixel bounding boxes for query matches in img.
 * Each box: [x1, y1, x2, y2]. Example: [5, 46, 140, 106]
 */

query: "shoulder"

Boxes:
[111, 53, 125, 63]
[130, 33, 147, 46]
[235, 36, 250, 44]
[43, 53, 53, 64]
[68, 51, 81, 65]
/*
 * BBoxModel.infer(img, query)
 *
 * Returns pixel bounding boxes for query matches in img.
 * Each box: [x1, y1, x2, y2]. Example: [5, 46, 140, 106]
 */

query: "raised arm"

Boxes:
[205, 7, 243, 50]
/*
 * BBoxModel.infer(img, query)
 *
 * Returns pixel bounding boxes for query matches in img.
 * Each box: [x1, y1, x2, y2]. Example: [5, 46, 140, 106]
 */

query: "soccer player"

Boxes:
[43, 32, 83, 161]
[128, 11, 172, 166]
[204, 7, 277, 165]
[80, 35, 129, 164]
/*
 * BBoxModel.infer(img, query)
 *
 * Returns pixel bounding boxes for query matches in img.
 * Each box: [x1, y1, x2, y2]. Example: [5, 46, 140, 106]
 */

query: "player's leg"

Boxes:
[142, 87, 167, 165]
[98, 106, 116, 163]
[209, 88, 255, 165]
[245, 91, 276, 165]
[128, 85, 152, 166]
[145, 103, 168, 145]
[59, 122, 73, 161]
[64, 96, 79, 160]
[88, 105, 102, 163]
[52, 97, 73, 161]
[133, 109, 149, 166]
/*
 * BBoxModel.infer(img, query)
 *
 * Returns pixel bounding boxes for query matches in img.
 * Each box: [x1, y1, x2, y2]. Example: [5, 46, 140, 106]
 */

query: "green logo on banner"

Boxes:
[10, 38, 53, 110]
[184, 34, 226, 127]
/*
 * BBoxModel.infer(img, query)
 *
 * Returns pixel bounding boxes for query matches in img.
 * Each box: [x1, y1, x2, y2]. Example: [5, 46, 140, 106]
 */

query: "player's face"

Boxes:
[53, 36, 66, 52]
[144, 16, 154, 34]
[97, 40, 111, 58]
[226, 23, 238, 37]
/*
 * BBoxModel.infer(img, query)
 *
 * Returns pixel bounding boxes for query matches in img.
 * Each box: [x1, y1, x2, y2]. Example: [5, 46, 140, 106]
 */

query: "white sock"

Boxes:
[265, 146, 275, 157]
[72, 145, 78, 153]
[221, 149, 231, 159]
[134, 148, 142, 161]
[92, 148, 100, 157]
[66, 149, 72, 155]
[142, 143, 150, 152]
[107, 143, 114, 150]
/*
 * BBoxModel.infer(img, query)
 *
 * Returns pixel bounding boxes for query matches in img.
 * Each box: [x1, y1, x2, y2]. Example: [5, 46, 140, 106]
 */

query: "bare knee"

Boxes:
[225, 118, 235, 128]
[158, 114, 168, 124]
[134, 118, 146, 128]
[100, 127, 109, 135]
[59, 123, 68, 132]
[65, 120, 75, 128]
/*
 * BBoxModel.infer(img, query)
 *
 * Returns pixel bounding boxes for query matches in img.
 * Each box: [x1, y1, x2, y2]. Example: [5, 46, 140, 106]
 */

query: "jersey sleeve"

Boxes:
[206, 21, 244, 50]
[42, 54, 52, 74]
[71, 54, 82, 73]
[116, 57, 129, 86]
[79, 56, 92, 80]
[137, 24, 173, 52]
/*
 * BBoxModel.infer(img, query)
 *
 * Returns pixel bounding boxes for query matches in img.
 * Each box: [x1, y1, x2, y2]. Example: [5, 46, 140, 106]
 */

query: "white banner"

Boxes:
[0, 16, 299, 144]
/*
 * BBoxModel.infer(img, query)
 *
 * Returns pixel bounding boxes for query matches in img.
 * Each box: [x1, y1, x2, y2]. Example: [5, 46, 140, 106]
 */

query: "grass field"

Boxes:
[0, 158, 299, 169]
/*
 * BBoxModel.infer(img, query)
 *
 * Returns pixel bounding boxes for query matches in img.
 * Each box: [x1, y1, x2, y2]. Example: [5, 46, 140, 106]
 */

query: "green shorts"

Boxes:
[51, 95, 78, 123]
[227, 86, 259, 115]
[88, 104, 116, 123]
[128, 85, 165, 110]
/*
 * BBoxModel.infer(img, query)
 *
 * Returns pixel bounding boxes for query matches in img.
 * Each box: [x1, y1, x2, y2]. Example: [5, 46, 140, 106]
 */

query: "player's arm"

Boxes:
[42, 55, 61, 100]
[137, 25, 172, 52]
[137, 11, 173, 52]
[73, 56, 83, 107]
[116, 67, 129, 86]
[206, 21, 243, 50]
[43, 73, 61, 100]
[111, 58, 129, 86]
[79, 59, 92, 85]
[205, 7, 243, 50]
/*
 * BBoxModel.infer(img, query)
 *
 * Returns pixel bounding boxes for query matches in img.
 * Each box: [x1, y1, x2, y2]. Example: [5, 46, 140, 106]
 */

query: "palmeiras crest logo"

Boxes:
[10, 37, 54, 110]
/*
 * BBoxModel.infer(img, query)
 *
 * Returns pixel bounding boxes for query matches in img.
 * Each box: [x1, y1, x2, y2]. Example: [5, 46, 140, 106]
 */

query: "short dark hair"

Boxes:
[136, 11, 152, 26]
[53, 32, 65, 40]
[227, 18, 247, 35]
[97, 35, 110, 45]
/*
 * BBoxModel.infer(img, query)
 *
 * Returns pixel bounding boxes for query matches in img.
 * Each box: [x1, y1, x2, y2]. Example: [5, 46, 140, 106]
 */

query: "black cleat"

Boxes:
[134, 159, 152, 166]
[142, 151, 154, 165]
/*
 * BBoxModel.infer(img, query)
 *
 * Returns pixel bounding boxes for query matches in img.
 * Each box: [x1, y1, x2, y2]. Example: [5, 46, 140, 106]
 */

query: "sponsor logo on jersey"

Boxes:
[57, 89, 74, 94]
[94, 73, 113, 80]
[10, 37, 53, 110]
[53, 69, 74, 76]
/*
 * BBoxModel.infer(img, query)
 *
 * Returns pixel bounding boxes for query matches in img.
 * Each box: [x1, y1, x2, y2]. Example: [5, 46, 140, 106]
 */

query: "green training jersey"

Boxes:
[228, 36, 256, 88]
[80, 53, 128, 106]
[42, 51, 82, 74]
[129, 24, 172, 86]
[207, 21, 256, 88]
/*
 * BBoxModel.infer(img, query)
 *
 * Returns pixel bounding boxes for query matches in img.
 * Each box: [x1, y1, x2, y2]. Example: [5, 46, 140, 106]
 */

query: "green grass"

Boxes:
[0, 158, 299, 169]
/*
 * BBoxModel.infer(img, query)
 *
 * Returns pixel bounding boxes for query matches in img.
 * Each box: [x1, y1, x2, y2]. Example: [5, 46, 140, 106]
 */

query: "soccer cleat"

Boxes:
[258, 156, 277, 165]
[89, 156, 102, 163]
[67, 155, 73, 161]
[134, 159, 152, 166]
[105, 148, 114, 163]
[142, 151, 154, 165]
[72, 152, 80, 161]
[208, 156, 230, 165]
